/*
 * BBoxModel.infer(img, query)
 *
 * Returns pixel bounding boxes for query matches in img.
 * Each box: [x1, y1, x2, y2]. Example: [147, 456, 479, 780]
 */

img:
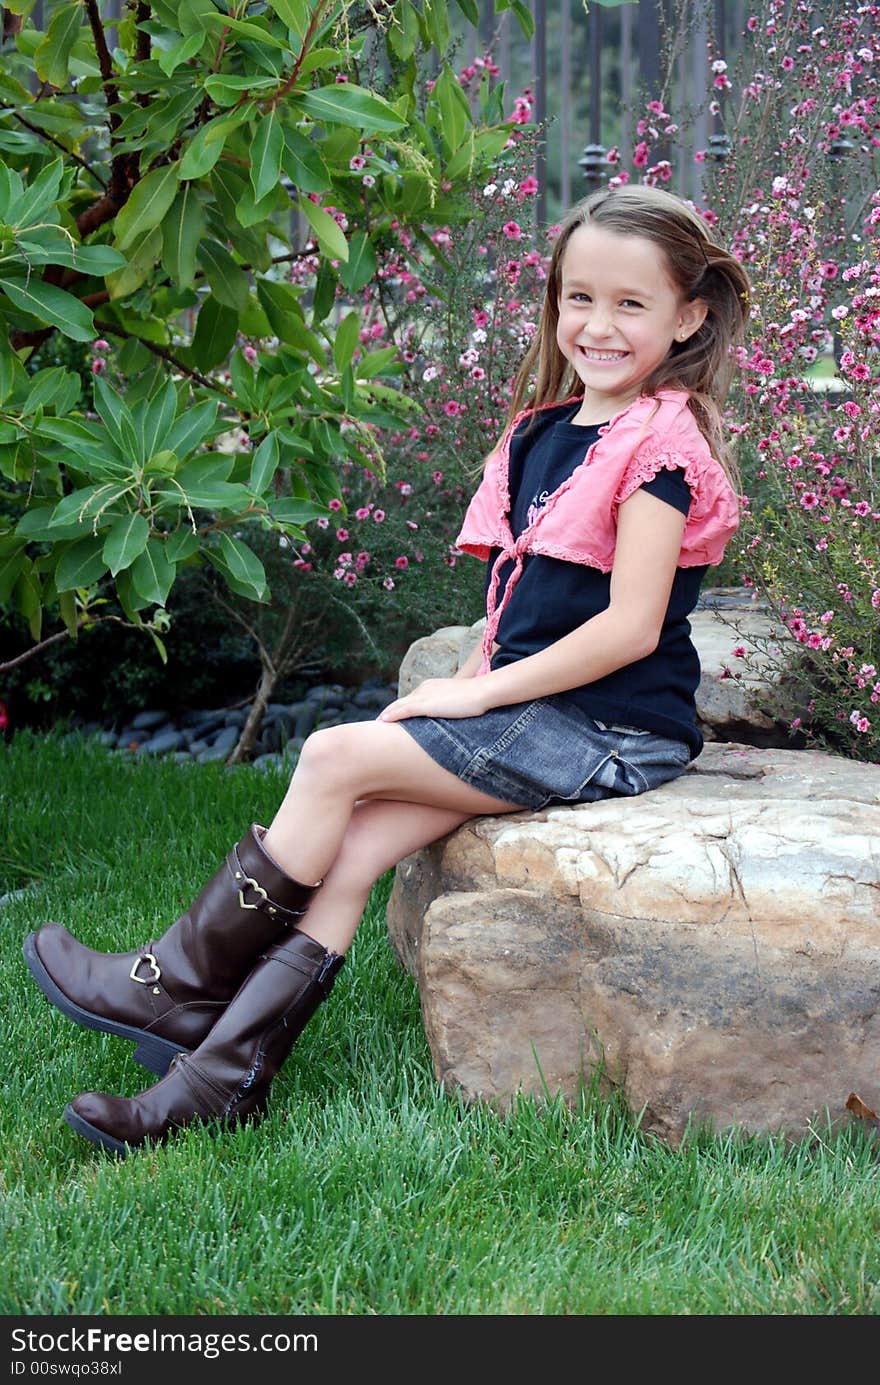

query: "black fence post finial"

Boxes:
[578, 144, 607, 187]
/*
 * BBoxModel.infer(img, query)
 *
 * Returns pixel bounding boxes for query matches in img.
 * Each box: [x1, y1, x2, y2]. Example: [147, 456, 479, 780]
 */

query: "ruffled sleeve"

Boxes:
[454, 447, 508, 562]
[613, 436, 740, 569]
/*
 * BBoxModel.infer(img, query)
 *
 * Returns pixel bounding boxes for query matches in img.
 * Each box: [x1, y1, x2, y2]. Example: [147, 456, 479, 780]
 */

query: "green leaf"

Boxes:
[179, 104, 256, 182]
[203, 74, 277, 106]
[333, 310, 360, 373]
[496, 0, 535, 35]
[164, 398, 220, 458]
[248, 432, 279, 496]
[445, 125, 513, 181]
[106, 226, 162, 301]
[355, 346, 400, 379]
[388, 2, 420, 59]
[50, 482, 129, 530]
[256, 279, 323, 359]
[92, 376, 136, 456]
[337, 230, 377, 293]
[21, 366, 78, 416]
[130, 539, 175, 606]
[157, 31, 205, 77]
[103, 511, 150, 575]
[215, 532, 268, 600]
[14, 234, 127, 275]
[164, 529, 199, 562]
[55, 536, 108, 592]
[163, 477, 250, 510]
[299, 199, 348, 263]
[452, 0, 479, 22]
[289, 84, 406, 134]
[33, 3, 82, 88]
[250, 110, 284, 204]
[196, 240, 250, 312]
[234, 180, 284, 231]
[190, 297, 238, 372]
[114, 163, 180, 252]
[0, 549, 26, 605]
[8, 156, 63, 229]
[161, 184, 205, 291]
[58, 587, 77, 637]
[0, 276, 94, 342]
[16, 506, 83, 541]
[15, 564, 42, 640]
[139, 378, 179, 459]
[431, 64, 471, 155]
[311, 262, 336, 324]
[264, 0, 310, 38]
[268, 497, 329, 526]
[176, 454, 234, 489]
[199, 11, 287, 49]
[0, 335, 20, 405]
[279, 126, 332, 194]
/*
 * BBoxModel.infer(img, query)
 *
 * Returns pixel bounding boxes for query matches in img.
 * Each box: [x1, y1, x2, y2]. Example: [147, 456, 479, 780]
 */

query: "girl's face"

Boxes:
[556, 223, 707, 422]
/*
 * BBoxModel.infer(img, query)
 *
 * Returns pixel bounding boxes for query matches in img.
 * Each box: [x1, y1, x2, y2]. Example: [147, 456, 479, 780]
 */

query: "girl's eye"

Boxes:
[622, 299, 644, 309]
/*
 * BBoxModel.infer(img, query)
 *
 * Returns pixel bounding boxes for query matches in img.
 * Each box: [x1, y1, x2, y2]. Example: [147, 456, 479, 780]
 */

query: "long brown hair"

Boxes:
[506, 184, 752, 481]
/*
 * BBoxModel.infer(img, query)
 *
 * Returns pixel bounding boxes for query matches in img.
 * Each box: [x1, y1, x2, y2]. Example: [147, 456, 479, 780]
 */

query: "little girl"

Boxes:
[24, 184, 751, 1156]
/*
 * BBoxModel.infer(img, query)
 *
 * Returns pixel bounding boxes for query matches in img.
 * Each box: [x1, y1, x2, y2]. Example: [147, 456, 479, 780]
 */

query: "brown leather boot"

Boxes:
[64, 930, 344, 1157]
[23, 825, 319, 1076]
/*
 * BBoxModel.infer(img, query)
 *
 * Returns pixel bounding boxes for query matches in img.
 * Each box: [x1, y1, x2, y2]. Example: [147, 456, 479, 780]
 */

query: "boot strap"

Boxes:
[228, 844, 313, 927]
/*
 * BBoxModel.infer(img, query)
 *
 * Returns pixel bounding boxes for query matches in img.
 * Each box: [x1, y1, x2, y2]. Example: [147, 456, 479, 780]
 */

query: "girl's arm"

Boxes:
[379, 489, 685, 722]
[453, 638, 495, 679]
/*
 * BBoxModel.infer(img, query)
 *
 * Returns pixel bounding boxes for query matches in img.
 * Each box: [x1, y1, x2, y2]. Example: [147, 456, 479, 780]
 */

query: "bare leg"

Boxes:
[260, 722, 526, 952]
[284, 798, 484, 955]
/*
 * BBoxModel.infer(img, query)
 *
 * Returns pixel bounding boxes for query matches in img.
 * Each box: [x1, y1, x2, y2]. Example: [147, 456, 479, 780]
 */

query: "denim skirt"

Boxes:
[398, 694, 693, 810]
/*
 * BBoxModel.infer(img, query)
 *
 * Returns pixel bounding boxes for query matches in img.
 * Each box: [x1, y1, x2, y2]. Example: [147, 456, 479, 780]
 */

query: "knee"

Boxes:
[295, 724, 361, 787]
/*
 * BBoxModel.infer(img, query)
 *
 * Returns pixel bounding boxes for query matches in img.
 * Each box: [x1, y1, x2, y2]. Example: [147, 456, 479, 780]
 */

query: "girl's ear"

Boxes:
[677, 297, 709, 342]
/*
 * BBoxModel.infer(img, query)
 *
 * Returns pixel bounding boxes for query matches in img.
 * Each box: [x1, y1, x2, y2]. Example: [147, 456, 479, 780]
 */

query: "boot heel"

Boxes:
[133, 1035, 186, 1077]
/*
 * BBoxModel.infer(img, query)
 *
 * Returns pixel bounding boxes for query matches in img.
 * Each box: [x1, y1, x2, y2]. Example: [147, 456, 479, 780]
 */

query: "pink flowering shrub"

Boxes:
[614, 0, 879, 761]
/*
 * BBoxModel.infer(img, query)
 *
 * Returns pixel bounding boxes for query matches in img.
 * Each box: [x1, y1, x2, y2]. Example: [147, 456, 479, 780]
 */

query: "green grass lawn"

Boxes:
[2, 732, 879, 1316]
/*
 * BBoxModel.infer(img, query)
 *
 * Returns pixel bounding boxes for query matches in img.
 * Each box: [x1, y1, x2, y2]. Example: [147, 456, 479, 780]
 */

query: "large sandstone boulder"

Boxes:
[397, 589, 803, 747]
[386, 743, 880, 1144]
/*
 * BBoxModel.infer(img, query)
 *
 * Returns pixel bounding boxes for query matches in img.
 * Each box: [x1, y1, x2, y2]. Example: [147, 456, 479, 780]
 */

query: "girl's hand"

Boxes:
[377, 677, 488, 723]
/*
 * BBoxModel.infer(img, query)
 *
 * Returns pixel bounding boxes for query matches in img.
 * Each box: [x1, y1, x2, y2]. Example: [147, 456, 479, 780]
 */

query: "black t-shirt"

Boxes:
[486, 403, 708, 754]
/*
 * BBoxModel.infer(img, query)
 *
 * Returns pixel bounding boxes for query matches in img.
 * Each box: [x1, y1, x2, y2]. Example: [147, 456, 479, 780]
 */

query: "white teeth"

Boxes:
[579, 348, 627, 361]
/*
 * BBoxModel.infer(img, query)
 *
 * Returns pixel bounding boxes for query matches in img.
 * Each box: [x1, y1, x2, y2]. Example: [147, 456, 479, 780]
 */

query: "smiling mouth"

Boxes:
[577, 347, 629, 361]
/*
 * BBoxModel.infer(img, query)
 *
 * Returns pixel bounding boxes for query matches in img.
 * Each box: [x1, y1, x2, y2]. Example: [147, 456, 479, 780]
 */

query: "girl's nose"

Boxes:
[583, 309, 613, 338]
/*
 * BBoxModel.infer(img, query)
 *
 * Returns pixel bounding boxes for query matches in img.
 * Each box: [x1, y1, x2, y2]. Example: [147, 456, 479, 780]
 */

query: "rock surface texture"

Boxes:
[386, 743, 880, 1144]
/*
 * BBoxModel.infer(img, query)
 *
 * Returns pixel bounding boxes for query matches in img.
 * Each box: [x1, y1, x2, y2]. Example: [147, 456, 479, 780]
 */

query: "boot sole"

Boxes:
[22, 932, 189, 1076]
[63, 1103, 131, 1158]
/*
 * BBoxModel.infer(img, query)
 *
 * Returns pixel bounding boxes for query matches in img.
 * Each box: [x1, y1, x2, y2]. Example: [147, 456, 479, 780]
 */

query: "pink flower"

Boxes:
[633, 142, 649, 168]
[382, 577, 395, 591]
[243, 345, 257, 365]
[394, 556, 409, 570]
[732, 645, 746, 658]
[502, 221, 522, 240]
[90, 358, 106, 375]
[373, 509, 385, 523]
[336, 528, 349, 542]
[328, 498, 343, 511]
[518, 176, 539, 195]
[92, 339, 110, 351]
